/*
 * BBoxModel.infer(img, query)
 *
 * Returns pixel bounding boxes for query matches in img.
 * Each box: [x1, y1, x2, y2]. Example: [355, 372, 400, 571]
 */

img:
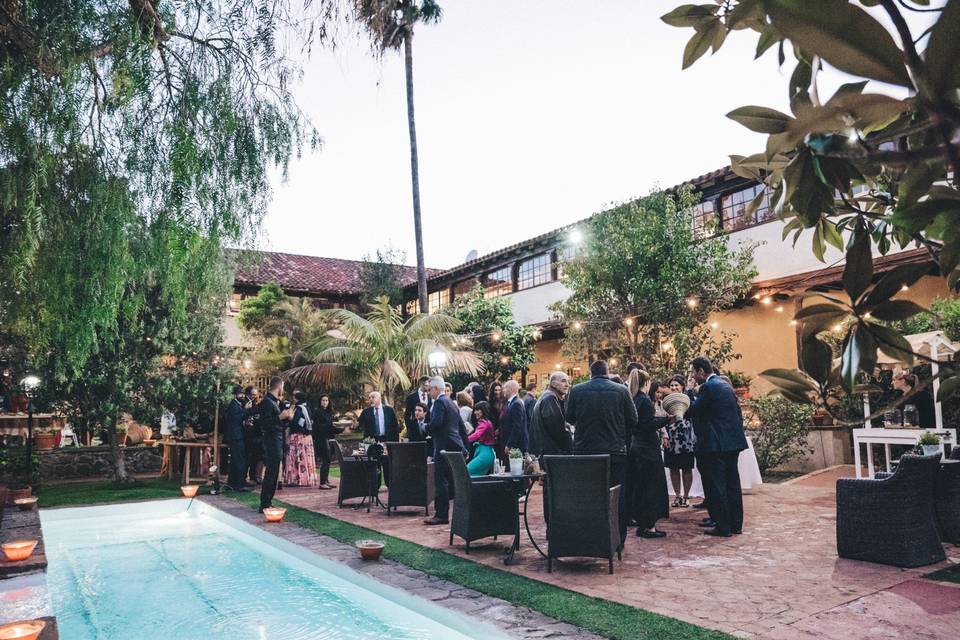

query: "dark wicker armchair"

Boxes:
[837, 453, 945, 568]
[441, 451, 518, 553]
[935, 452, 960, 544]
[542, 455, 621, 575]
[385, 442, 435, 515]
[332, 439, 379, 508]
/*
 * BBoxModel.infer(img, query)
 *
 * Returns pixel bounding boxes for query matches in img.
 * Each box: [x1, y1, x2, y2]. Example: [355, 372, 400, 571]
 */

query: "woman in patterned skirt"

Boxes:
[663, 375, 696, 507]
[284, 390, 318, 487]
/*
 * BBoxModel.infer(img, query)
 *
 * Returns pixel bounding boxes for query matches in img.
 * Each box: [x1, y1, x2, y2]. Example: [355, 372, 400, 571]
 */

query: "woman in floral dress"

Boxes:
[284, 390, 318, 487]
[663, 375, 696, 507]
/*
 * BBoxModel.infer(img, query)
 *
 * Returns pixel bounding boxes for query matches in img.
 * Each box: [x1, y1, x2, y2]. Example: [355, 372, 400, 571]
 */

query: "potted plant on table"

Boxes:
[918, 432, 942, 457]
[508, 448, 524, 476]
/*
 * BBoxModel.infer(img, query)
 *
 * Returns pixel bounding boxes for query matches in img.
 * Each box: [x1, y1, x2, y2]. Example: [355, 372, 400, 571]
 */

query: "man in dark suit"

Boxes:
[423, 376, 467, 525]
[258, 376, 294, 512]
[565, 359, 638, 546]
[522, 382, 537, 423]
[501, 380, 529, 455]
[358, 391, 400, 442]
[224, 385, 251, 491]
[688, 356, 748, 537]
[404, 377, 432, 433]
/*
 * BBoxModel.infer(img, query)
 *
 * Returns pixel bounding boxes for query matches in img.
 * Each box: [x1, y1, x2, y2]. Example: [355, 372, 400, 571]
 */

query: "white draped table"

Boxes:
[665, 436, 763, 498]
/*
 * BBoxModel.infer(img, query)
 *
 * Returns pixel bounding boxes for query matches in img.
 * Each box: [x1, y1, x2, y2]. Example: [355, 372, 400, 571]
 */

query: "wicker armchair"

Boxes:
[385, 442, 435, 515]
[837, 453, 945, 568]
[936, 458, 960, 544]
[332, 439, 379, 508]
[441, 451, 518, 553]
[542, 455, 621, 575]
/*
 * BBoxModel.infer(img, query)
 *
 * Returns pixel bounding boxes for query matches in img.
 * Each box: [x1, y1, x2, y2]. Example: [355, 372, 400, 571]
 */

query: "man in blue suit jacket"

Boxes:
[500, 380, 529, 455]
[423, 376, 467, 525]
[688, 356, 748, 537]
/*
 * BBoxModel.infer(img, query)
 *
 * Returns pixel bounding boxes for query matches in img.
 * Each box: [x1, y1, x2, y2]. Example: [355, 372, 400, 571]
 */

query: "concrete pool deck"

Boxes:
[270, 477, 960, 639]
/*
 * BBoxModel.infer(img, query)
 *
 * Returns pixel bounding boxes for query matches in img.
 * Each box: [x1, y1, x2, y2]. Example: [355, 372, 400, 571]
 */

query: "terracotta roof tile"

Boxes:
[233, 250, 437, 296]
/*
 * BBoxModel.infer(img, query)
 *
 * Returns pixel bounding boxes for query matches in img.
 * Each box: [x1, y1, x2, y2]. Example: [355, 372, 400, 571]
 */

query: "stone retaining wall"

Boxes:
[36, 446, 162, 481]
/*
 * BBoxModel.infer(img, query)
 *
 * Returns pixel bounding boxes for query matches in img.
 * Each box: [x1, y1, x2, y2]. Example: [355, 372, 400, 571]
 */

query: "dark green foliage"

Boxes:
[748, 394, 815, 473]
[237, 283, 290, 335]
[447, 285, 536, 384]
[552, 188, 756, 377]
[359, 246, 407, 308]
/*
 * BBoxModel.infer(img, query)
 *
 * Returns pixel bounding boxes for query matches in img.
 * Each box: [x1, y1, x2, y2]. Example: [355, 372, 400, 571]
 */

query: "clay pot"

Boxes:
[263, 507, 286, 523]
[1, 540, 38, 562]
[180, 485, 199, 498]
[355, 540, 385, 561]
[0, 620, 46, 640]
[14, 497, 38, 511]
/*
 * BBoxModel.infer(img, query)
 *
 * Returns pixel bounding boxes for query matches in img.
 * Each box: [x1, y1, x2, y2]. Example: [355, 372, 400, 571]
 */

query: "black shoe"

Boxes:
[732, 529, 742, 535]
[693, 502, 709, 509]
[423, 517, 448, 525]
[698, 519, 717, 528]
[637, 529, 667, 539]
[704, 528, 732, 537]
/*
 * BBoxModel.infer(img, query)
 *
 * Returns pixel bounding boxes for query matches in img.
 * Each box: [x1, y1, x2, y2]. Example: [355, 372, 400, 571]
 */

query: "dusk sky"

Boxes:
[260, 1, 927, 269]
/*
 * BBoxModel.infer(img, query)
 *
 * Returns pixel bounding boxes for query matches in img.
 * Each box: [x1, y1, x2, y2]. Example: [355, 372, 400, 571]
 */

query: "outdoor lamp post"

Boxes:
[20, 375, 41, 479]
[428, 348, 448, 374]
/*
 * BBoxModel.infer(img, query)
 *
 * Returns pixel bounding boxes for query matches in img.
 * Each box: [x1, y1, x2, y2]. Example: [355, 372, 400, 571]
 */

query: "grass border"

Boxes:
[33, 480, 731, 639]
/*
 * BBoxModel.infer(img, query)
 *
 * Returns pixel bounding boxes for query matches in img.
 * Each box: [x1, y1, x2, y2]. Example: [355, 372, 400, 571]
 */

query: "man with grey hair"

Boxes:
[358, 391, 399, 443]
[529, 372, 573, 457]
[423, 376, 467, 525]
[500, 379, 528, 457]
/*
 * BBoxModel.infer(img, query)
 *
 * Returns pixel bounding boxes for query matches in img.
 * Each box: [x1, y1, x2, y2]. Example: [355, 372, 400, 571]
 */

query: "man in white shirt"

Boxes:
[359, 391, 399, 442]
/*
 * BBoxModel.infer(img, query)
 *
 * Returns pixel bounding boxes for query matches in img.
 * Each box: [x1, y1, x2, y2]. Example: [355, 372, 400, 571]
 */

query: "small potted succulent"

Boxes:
[726, 371, 753, 402]
[508, 448, 524, 476]
[918, 432, 942, 457]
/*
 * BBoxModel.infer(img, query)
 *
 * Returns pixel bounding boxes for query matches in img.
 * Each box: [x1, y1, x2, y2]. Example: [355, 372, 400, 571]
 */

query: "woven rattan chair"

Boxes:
[837, 453, 945, 567]
[542, 455, 621, 575]
[332, 439, 379, 508]
[441, 451, 518, 553]
[936, 457, 960, 544]
[385, 442, 435, 515]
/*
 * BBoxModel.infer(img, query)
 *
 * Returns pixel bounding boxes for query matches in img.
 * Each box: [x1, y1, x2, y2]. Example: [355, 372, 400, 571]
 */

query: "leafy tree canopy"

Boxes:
[663, 0, 960, 410]
[552, 188, 756, 377]
[359, 245, 407, 308]
[447, 285, 536, 384]
[237, 283, 290, 336]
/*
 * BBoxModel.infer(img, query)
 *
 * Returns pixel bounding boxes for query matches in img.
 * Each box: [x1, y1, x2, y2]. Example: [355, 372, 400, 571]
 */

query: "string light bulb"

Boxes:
[662, 342, 673, 351]
[775, 306, 784, 313]
[491, 332, 501, 342]
[573, 321, 582, 330]
[789, 320, 798, 326]
[686, 297, 698, 308]
[832, 323, 843, 333]
[609, 358, 618, 366]
[901, 284, 909, 291]
[623, 318, 634, 327]
[710, 321, 719, 329]
[761, 297, 772, 305]
[555, 363, 562, 370]
[500, 356, 510, 365]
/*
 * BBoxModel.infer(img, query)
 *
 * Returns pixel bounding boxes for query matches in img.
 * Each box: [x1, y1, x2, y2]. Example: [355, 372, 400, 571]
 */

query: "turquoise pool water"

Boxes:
[41, 501, 501, 640]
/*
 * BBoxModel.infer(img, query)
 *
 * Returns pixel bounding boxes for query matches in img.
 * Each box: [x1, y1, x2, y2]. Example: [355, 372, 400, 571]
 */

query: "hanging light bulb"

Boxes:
[491, 332, 502, 342]
[710, 321, 719, 329]
[761, 297, 772, 306]
[686, 297, 698, 308]
[623, 317, 634, 327]
[500, 356, 510, 365]
[775, 306, 784, 313]
[609, 358, 618, 366]
[573, 321, 583, 330]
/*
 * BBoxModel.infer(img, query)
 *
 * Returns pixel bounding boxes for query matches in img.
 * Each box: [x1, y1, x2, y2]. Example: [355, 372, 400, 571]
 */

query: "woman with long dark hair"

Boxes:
[283, 390, 318, 487]
[627, 369, 670, 538]
[487, 380, 505, 464]
[466, 401, 496, 476]
[313, 394, 337, 490]
[663, 375, 696, 507]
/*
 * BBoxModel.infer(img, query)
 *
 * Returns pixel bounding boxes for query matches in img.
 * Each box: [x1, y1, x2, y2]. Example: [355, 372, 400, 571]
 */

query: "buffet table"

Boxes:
[665, 436, 763, 498]
[160, 439, 218, 483]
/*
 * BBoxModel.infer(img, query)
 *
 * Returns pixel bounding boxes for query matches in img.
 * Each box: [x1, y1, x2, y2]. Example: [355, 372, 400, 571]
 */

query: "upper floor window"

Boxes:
[517, 253, 552, 290]
[720, 184, 771, 230]
[691, 200, 718, 237]
[556, 244, 581, 278]
[428, 288, 450, 314]
[483, 266, 513, 299]
[452, 277, 479, 300]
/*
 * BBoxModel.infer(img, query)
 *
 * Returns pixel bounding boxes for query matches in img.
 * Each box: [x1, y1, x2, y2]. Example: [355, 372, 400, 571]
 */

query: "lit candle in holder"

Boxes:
[263, 507, 286, 523]
[180, 485, 199, 498]
[0, 620, 46, 640]
[2, 540, 38, 563]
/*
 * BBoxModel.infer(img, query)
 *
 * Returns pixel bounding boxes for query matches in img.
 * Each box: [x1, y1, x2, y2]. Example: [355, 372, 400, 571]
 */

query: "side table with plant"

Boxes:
[918, 432, 942, 457]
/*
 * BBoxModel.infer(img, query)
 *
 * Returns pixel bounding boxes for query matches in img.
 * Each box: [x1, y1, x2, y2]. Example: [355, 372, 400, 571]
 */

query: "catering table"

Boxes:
[160, 439, 218, 484]
[852, 427, 956, 478]
[665, 436, 763, 498]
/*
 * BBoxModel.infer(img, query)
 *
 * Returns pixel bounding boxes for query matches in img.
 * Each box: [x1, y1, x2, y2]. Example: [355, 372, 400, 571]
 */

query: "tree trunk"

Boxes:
[106, 423, 131, 485]
[403, 31, 429, 314]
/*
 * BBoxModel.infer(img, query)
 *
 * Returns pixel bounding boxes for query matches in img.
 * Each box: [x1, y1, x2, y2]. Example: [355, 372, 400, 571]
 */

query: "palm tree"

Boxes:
[285, 296, 481, 404]
[253, 297, 332, 373]
[352, 1, 442, 313]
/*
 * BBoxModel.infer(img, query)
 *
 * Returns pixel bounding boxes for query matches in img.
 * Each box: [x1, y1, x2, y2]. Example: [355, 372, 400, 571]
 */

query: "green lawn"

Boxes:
[30, 478, 730, 640]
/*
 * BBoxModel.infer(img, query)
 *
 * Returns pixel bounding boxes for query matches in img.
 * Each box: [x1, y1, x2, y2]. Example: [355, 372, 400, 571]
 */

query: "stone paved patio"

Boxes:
[267, 477, 960, 639]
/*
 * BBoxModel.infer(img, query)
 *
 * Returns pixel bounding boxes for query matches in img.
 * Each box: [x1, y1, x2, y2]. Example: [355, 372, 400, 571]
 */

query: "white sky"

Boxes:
[261, 0, 934, 270]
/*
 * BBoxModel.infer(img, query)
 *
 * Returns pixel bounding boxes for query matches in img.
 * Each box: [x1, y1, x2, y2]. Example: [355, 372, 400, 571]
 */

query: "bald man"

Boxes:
[358, 391, 400, 443]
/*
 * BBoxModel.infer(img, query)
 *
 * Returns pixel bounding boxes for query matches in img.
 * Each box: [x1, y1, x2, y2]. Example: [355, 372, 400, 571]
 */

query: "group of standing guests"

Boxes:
[224, 376, 339, 514]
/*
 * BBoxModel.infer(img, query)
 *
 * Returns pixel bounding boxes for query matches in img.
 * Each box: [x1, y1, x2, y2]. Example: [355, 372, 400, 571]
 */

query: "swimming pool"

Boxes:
[40, 500, 508, 640]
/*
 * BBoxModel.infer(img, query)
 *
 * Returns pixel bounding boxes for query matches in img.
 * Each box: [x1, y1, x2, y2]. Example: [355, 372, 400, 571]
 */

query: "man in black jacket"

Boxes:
[565, 360, 638, 545]
[224, 385, 251, 491]
[258, 376, 294, 512]
[529, 372, 573, 456]
[423, 376, 467, 525]
[501, 380, 529, 455]
[358, 391, 400, 442]
[688, 356, 748, 537]
[404, 377, 432, 433]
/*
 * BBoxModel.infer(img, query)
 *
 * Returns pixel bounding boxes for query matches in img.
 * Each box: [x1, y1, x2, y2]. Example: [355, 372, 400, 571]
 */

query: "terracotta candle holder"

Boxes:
[2, 540, 38, 563]
[0, 620, 46, 640]
[14, 497, 39, 512]
[262, 507, 286, 523]
[180, 485, 199, 498]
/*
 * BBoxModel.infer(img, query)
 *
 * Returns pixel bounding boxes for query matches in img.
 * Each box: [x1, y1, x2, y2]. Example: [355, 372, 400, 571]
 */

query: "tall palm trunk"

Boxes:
[403, 30, 428, 314]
